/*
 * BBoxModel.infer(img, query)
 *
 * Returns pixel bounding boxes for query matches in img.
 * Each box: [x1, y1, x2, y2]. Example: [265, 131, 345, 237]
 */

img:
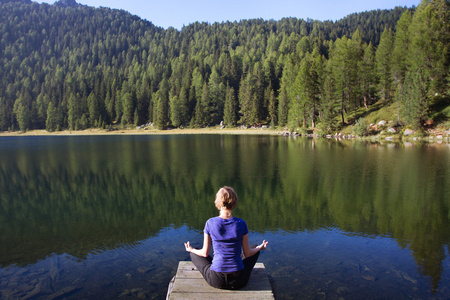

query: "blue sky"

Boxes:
[35, 0, 421, 29]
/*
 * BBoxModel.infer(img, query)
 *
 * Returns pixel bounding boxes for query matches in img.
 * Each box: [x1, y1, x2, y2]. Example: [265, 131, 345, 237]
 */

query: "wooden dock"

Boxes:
[167, 261, 274, 299]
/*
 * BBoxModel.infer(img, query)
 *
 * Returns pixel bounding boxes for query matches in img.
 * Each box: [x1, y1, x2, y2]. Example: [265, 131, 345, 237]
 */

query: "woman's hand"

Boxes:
[184, 234, 212, 257]
[184, 241, 192, 252]
[257, 240, 268, 251]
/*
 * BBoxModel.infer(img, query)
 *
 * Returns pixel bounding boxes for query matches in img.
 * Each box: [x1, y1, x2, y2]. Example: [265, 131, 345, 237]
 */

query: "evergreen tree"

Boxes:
[407, 0, 449, 95]
[277, 58, 296, 127]
[319, 72, 339, 133]
[13, 96, 30, 132]
[223, 85, 237, 126]
[153, 79, 170, 129]
[277, 87, 289, 127]
[208, 69, 226, 125]
[376, 28, 394, 102]
[392, 10, 412, 93]
[46, 101, 58, 132]
[238, 73, 253, 125]
[359, 43, 377, 108]
[399, 68, 429, 129]
[87, 92, 99, 127]
[169, 93, 182, 128]
[68, 93, 82, 130]
[331, 36, 350, 124]
[266, 84, 277, 126]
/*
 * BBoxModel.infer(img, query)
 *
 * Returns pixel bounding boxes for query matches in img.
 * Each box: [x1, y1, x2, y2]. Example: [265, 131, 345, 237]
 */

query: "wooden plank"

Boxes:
[168, 261, 274, 300]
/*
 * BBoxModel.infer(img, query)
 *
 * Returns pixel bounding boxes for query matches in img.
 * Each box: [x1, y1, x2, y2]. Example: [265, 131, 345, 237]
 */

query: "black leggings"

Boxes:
[190, 251, 260, 290]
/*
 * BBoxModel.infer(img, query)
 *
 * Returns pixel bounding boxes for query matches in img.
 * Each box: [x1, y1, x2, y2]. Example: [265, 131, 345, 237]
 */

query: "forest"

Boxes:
[0, 0, 448, 133]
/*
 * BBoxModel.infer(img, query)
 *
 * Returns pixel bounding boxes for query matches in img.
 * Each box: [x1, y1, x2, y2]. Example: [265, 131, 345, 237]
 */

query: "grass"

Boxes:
[324, 97, 449, 138]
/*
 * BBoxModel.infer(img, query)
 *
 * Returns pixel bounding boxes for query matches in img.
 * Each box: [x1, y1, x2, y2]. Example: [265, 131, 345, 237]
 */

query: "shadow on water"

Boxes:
[0, 135, 449, 299]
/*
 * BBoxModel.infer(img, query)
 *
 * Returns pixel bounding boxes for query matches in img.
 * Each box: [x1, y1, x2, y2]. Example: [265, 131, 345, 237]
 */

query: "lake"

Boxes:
[0, 134, 449, 299]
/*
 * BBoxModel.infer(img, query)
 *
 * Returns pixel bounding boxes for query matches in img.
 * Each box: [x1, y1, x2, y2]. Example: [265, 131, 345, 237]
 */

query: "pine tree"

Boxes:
[277, 87, 289, 127]
[399, 68, 428, 129]
[348, 30, 364, 109]
[392, 10, 412, 93]
[87, 92, 99, 127]
[319, 73, 339, 133]
[359, 43, 377, 108]
[13, 96, 30, 132]
[376, 28, 394, 102]
[68, 93, 82, 130]
[169, 93, 182, 128]
[153, 79, 170, 129]
[288, 53, 319, 129]
[331, 36, 350, 124]
[208, 68, 226, 125]
[277, 58, 296, 127]
[238, 73, 253, 125]
[46, 101, 57, 132]
[223, 85, 237, 126]
[408, 0, 449, 95]
[266, 84, 277, 126]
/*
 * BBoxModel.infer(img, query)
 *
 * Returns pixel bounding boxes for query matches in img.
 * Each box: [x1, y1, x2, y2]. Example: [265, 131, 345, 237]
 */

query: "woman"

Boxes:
[184, 186, 268, 290]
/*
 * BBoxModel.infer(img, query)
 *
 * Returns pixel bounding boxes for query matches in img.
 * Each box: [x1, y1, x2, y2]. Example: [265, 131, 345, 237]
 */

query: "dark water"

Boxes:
[0, 135, 449, 299]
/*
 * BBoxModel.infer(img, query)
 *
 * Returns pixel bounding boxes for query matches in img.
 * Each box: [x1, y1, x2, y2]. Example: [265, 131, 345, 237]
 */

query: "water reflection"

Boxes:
[0, 135, 449, 297]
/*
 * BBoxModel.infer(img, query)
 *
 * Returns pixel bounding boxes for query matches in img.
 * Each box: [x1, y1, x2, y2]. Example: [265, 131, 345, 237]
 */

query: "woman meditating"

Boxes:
[184, 186, 268, 290]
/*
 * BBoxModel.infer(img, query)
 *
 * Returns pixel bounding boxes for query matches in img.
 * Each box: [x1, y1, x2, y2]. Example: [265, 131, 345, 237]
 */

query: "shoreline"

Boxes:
[0, 128, 283, 137]
[1, 128, 449, 145]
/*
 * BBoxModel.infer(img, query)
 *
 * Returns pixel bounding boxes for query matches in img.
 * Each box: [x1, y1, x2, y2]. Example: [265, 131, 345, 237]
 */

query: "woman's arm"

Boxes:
[242, 234, 268, 258]
[184, 233, 211, 257]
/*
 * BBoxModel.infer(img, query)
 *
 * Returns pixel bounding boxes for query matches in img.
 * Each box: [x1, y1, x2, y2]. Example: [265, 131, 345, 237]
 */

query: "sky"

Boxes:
[35, 0, 421, 30]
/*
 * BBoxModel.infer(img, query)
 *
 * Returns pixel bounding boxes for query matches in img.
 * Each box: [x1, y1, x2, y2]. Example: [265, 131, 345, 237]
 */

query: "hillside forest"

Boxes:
[0, 0, 449, 133]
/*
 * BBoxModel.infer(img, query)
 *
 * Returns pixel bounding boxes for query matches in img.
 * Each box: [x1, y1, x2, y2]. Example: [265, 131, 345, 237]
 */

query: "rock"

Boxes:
[337, 286, 350, 294]
[137, 267, 150, 273]
[403, 129, 415, 136]
[378, 120, 387, 126]
[388, 127, 396, 133]
[362, 275, 376, 281]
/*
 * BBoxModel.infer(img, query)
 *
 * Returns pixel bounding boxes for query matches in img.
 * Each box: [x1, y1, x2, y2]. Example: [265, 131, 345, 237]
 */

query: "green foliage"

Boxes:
[376, 28, 394, 102]
[399, 68, 429, 129]
[1, 1, 447, 133]
[392, 10, 412, 92]
[46, 102, 57, 132]
[223, 85, 237, 126]
[352, 118, 369, 136]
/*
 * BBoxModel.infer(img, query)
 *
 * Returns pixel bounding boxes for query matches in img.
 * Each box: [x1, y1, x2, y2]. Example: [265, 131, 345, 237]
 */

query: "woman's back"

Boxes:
[205, 216, 248, 272]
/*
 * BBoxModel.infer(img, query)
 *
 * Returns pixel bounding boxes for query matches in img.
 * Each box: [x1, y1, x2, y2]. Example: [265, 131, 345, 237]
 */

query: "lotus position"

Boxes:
[184, 186, 268, 290]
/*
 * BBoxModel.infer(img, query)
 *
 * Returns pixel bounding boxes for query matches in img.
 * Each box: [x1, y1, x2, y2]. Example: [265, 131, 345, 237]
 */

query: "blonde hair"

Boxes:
[214, 186, 238, 211]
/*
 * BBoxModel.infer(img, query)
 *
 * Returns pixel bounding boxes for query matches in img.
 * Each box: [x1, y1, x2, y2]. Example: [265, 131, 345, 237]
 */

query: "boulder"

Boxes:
[388, 127, 396, 133]
[403, 129, 415, 136]
[378, 120, 387, 126]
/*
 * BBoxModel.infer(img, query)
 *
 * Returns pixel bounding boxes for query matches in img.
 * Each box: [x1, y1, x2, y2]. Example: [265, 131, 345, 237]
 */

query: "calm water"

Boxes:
[0, 135, 449, 299]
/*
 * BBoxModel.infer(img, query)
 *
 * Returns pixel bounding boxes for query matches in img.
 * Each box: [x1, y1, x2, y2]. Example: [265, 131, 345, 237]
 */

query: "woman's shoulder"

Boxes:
[233, 217, 247, 225]
[206, 216, 220, 224]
